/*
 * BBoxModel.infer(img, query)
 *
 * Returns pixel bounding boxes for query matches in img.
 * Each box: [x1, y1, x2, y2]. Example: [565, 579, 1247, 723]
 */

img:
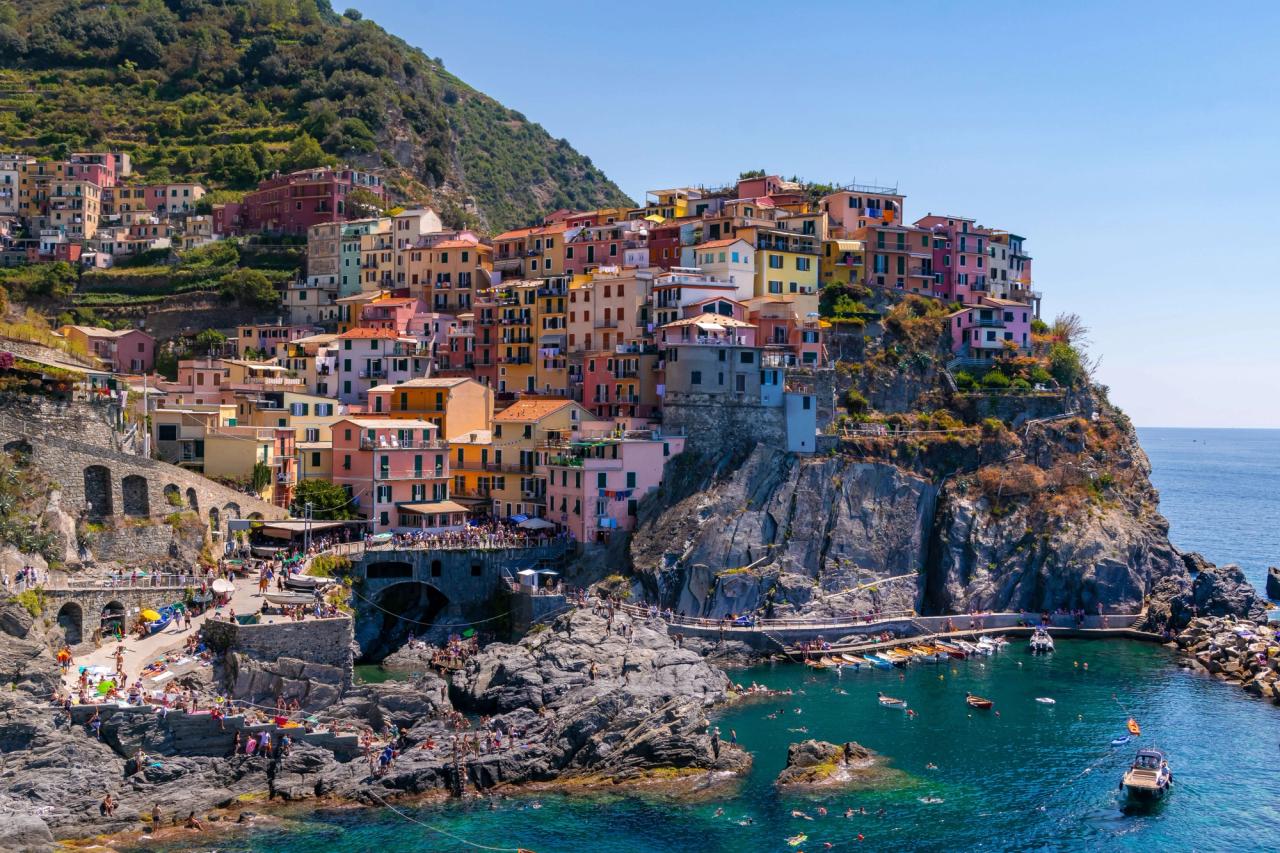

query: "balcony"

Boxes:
[358, 369, 387, 379]
[376, 468, 447, 481]
[360, 438, 446, 450]
[973, 318, 1007, 329]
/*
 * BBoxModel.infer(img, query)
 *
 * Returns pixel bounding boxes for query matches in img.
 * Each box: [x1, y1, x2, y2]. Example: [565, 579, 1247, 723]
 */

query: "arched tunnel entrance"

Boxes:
[355, 581, 450, 663]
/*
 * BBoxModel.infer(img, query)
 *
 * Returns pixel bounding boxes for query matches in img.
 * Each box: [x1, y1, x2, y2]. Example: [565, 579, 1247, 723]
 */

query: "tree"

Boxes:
[292, 478, 356, 520]
[219, 268, 277, 307]
[1048, 342, 1087, 388]
[120, 26, 163, 68]
[278, 133, 332, 173]
[193, 329, 227, 355]
[346, 187, 384, 218]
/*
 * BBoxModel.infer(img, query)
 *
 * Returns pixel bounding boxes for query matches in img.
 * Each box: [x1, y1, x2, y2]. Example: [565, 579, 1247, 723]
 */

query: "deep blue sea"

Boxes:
[1139, 427, 1279, 593]
[145, 429, 1279, 853]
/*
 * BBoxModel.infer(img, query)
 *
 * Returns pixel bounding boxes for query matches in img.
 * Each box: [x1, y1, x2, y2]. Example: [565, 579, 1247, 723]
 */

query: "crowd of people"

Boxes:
[2, 564, 48, 593]
[366, 521, 572, 552]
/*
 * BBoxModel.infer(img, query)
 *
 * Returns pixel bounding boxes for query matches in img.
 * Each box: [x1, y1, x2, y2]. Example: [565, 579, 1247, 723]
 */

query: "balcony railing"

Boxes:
[483, 462, 536, 474]
[359, 439, 446, 450]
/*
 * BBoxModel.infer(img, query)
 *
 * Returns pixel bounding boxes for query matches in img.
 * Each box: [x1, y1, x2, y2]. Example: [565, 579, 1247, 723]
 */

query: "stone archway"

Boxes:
[356, 580, 450, 662]
[3, 438, 32, 464]
[186, 487, 199, 512]
[56, 601, 83, 645]
[84, 465, 113, 517]
[121, 475, 150, 517]
[208, 506, 221, 535]
[100, 600, 126, 638]
[163, 483, 181, 509]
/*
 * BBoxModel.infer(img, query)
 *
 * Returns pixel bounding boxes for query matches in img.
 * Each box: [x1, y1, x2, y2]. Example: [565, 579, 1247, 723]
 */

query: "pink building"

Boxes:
[60, 325, 156, 373]
[743, 297, 825, 367]
[947, 297, 1033, 359]
[331, 417, 460, 532]
[543, 429, 685, 542]
[914, 214, 989, 304]
[233, 322, 320, 359]
[563, 220, 650, 275]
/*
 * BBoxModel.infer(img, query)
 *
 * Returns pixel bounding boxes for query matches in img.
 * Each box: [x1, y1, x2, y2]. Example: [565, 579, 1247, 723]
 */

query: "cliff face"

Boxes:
[631, 398, 1198, 618]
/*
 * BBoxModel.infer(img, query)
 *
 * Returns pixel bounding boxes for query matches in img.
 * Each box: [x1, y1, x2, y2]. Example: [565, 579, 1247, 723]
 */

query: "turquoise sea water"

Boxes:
[147, 429, 1280, 852]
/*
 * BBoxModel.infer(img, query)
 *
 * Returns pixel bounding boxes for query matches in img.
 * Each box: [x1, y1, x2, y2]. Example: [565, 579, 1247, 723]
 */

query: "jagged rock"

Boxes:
[0, 604, 60, 696]
[40, 490, 81, 568]
[1143, 561, 1269, 632]
[775, 740, 901, 789]
[0, 813, 54, 853]
[452, 608, 750, 786]
[1266, 566, 1280, 601]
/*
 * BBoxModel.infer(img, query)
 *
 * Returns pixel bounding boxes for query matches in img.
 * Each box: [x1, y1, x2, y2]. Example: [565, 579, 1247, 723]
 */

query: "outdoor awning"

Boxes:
[518, 517, 555, 530]
[509, 514, 530, 523]
[398, 500, 470, 515]
[258, 520, 350, 539]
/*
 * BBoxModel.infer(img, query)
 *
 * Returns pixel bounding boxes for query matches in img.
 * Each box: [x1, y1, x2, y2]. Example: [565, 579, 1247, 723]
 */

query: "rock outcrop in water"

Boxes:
[775, 740, 902, 790]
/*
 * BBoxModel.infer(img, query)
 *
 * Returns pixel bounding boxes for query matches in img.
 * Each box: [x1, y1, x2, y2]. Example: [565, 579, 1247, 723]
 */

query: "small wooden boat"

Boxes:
[955, 640, 982, 656]
[264, 592, 315, 607]
[910, 646, 940, 661]
[805, 658, 828, 670]
[819, 656, 840, 667]
[877, 692, 907, 709]
[874, 652, 907, 668]
[1121, 749, 1173, 801]
[935, 642, 967, 659]
[283, 574, 329, 591]
[863, 655, 893, 670]
[839, 654, 864, 667]
[965, 693, 993, 710]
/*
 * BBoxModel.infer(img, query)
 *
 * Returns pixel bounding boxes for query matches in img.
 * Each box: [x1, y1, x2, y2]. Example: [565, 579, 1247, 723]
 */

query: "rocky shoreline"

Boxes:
[775, 740, 904, 791]
[1172, 616, 1279, 704]
[0, 604, 752, 852]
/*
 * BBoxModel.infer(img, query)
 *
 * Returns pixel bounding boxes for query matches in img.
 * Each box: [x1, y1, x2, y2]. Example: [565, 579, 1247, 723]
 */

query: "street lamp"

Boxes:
[304, 501, 313, 554]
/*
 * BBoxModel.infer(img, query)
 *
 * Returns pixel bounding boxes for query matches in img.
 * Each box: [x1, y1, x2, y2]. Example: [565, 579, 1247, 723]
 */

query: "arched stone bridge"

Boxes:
[351, 542, 568, 655]
[40, 583, 193, 647]
[0, 426, 285, 539]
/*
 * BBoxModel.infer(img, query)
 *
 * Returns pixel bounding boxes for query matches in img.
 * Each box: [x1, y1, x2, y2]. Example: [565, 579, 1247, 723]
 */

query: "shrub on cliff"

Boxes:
[981, 371, 1011, 389]
[1048, 342, 1086, 387]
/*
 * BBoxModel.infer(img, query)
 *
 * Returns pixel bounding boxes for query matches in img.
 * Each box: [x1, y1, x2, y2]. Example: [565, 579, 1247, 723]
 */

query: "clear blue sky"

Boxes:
[353, 0, 1279, 428]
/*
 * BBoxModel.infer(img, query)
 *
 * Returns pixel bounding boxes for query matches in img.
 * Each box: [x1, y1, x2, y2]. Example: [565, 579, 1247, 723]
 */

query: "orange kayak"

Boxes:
[1127, 717, 1141, 736]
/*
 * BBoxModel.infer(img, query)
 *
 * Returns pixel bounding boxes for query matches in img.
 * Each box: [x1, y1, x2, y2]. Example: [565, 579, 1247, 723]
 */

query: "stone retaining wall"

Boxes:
[661, 393, 787, 457]
[203, 616, 355, 690]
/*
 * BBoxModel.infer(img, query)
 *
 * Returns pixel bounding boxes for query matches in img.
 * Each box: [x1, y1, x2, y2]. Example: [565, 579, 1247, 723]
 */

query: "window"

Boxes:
[626, 471, 636, 488]
[796, 257, 811, 271]
[768, 254, 783, 269]
[597, 472, 607, 488]
[740, 351, 755, 364]
[157, 424, 177, 441]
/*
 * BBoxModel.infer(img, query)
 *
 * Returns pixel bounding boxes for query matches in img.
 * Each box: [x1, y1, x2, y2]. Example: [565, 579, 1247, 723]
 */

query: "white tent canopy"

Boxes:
[517, 517, 556, 530]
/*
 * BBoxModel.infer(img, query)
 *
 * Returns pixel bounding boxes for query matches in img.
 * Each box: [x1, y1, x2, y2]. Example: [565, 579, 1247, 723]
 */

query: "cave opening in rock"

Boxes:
[359, 581, 450, 662]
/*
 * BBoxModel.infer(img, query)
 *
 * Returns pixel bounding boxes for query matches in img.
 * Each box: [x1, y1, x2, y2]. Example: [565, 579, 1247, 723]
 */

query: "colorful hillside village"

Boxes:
[1, 156, 1039, 540]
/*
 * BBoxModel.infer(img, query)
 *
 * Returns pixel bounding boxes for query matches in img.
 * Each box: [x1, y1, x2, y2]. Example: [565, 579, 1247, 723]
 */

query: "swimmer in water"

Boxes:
[926, 762, 938, 770]
[714, 807, 724, 817]
[788, 726, 809, 733]
[844, 808, 854, 818]
[816, 806, 827, 817]
[791, 810, 812, 820]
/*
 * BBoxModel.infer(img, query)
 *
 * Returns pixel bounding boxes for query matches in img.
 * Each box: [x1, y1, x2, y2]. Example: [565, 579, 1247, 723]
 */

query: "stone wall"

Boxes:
[202, 616, 355, 690]
[83, 515, 206, 565]
[0, 405, 285, 542]
[511, 590, 569, 634]
[661, 392, 787, 457]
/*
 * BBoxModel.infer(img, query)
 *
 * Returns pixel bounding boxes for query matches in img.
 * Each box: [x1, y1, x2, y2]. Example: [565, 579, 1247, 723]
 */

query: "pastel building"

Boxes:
[543, 429, 685, 542]
[330, 417, 459, 532]
[333, 328, 428, 405]
[947, 297, 1033, 360]
[58, 325, 156, 372]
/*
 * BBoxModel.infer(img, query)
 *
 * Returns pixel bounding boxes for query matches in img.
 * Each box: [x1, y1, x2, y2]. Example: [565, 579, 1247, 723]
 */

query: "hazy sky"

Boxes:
[353, 0, 1279, 428]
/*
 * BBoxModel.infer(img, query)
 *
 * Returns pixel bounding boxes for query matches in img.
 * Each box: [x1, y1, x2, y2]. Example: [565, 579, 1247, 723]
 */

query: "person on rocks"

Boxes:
[100, 792, 116, 817]
[151, 803, 162, 826]
[88, 709, 102, 739]
[185, 811, 203, 831]
[711, 727, 721, 760]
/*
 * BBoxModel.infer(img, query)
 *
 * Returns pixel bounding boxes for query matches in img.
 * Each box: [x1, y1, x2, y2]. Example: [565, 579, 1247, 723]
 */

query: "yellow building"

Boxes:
[448, 428, 497, 511]
[202, 425, 297, 507]
[404, 238, 493, 312]
[365, 377, 493, 440]
[150, 404, 237, 467]
[491, 223, 567, 280]
[822, 239, 867, 286]
[631, 188, 700, 221]
[488, 398, 597, 519]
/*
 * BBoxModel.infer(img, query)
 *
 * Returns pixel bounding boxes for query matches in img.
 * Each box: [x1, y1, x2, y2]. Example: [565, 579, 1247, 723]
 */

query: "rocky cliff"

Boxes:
[631, 393, 1226, 619]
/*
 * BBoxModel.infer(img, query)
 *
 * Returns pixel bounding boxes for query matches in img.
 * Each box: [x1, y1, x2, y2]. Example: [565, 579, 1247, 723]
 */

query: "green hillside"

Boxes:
[0, 0, 633, 230]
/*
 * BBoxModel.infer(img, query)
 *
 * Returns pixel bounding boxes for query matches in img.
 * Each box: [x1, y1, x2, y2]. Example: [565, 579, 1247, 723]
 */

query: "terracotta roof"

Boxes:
[343, 417, 437, 430]
[494, 398, 578, 422]
[694, 237, 750, 250]
[492, 222, 567, 242]
[432, 239, 487, 250]
[392, 377, 472, 388]
[338, 328, 405, 339]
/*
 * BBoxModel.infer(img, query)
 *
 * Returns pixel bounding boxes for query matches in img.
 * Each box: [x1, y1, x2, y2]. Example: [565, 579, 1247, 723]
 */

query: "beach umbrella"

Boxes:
[462, 628, 476, 639]
[140, 609, 162, 622]
[96, 679, 114, 694]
